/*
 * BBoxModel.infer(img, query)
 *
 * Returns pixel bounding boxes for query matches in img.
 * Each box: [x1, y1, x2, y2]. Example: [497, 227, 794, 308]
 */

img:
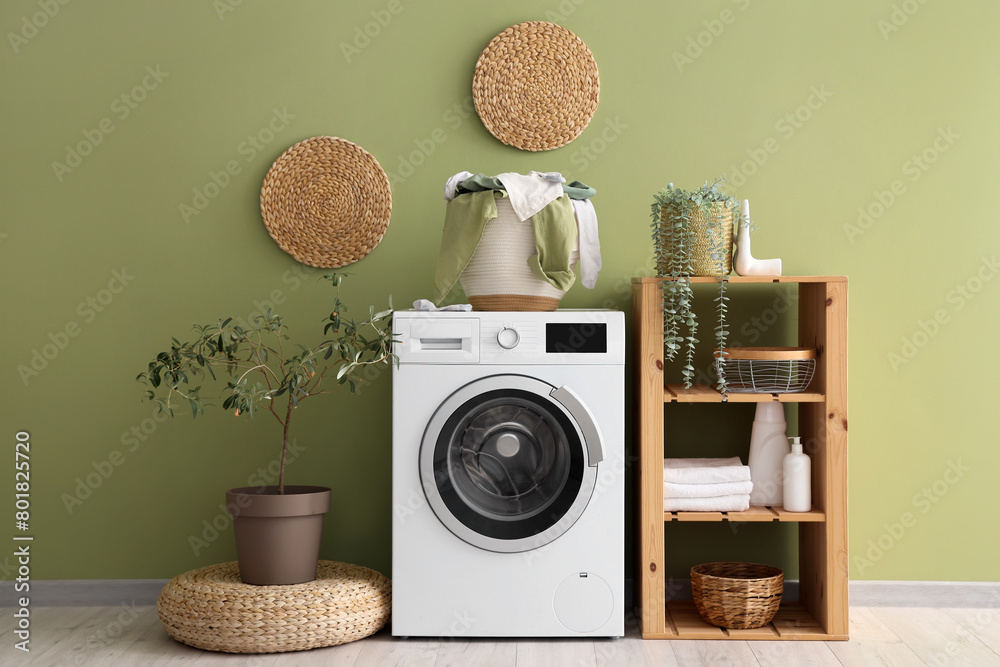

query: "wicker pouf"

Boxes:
[157, 561, 391, 654]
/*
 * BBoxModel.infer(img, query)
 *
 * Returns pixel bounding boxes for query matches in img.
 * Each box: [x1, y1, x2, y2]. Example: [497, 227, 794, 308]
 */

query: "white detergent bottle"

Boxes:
[747, 402, 788, 506]
[783, 436, 811, 512]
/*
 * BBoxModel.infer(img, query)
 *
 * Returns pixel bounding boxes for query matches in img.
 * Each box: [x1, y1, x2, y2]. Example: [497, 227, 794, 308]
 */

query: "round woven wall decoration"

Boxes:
[260, 136, 391, 268]
[473, 21, 599, 152]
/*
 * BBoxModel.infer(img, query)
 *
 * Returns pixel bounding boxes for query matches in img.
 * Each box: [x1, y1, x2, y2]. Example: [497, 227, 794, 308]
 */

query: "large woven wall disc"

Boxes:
[260, 136, 391, 268]
[473, 21, 599, 152]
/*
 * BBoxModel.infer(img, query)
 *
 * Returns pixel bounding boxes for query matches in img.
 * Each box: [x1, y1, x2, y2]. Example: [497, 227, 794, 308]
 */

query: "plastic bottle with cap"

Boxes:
[783, 436, 811, 512]
[747, 402, 788, 506]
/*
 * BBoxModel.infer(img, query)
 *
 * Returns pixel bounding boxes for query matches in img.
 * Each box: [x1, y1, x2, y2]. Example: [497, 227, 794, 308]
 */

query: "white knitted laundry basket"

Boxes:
[460, 198, 579, 311]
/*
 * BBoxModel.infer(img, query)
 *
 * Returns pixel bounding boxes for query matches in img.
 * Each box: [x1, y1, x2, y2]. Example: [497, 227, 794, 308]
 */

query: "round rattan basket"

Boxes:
[260, 136, 391, 268]
[157, 560, 391, 654]
[657, 202, 734, 276]
[473, 21, 599, 151]
[691, 562, 783, 630]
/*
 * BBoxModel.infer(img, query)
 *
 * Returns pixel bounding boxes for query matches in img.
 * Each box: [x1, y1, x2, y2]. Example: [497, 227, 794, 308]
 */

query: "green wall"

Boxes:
[1, 0, 997, 584]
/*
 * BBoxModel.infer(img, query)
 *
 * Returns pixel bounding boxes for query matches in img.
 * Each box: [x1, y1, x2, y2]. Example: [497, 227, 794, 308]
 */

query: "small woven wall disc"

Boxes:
[473, 21, 600, 152]
[260, 136, 391, 268]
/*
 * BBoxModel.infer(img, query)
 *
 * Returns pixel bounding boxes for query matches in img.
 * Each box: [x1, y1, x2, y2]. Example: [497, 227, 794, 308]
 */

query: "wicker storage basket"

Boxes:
[460, 198, 578, 311]
[691, 562, 783, 630]
[657, 202, 734, 276]
[715, 347, 817, 393]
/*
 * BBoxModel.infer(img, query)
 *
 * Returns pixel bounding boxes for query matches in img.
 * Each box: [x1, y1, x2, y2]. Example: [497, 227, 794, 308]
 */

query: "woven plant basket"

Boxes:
[691, 562, 783, 630]
[658, 202, 734, 277]
[459, 198, 578, 311]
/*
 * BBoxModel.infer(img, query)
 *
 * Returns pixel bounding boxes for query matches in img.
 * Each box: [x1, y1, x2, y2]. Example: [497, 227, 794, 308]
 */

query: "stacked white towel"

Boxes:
[663, 457, 753, 512]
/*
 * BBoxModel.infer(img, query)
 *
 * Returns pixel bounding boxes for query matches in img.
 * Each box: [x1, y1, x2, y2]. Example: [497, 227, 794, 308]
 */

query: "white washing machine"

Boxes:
[391, 310, 625, 638]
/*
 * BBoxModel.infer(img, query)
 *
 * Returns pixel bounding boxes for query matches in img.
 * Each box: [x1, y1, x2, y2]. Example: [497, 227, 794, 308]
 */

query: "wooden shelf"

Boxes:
[639, 601, 846, 641]
[664, 383, 824, 403]
[635, 275, 847, 285]
[632, 276, 849, 642]
[665, 505, 825, 523]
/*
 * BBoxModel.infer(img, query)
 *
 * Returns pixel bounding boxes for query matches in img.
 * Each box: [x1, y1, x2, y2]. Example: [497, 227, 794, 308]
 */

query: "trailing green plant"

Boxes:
[137, 273, 397, 492]
[650, 179, 743, 395]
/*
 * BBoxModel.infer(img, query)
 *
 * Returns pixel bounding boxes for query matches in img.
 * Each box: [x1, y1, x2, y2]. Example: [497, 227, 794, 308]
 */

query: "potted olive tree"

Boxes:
[138, 273, 395, 585]
[651, 180, 742, 394]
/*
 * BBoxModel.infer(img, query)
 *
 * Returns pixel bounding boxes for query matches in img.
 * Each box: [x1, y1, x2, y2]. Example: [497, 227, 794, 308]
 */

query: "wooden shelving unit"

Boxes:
[632, 276, 848, 641]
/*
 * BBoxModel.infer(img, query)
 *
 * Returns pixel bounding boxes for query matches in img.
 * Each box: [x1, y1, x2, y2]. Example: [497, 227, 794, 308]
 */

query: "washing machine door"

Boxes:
[419, 374, 603, 553]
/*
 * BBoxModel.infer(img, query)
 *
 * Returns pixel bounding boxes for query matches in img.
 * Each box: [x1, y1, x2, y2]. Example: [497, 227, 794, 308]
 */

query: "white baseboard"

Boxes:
[2, 578, 998, 608]
[849, 580, 1000, 608]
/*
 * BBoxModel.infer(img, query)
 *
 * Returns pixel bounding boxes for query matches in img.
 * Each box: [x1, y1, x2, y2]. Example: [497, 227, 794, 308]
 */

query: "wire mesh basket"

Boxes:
[714, 347, 816, 393]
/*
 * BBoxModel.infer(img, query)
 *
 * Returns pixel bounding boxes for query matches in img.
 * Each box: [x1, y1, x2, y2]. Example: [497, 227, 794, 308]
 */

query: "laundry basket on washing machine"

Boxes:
[460, 198, 579, 312]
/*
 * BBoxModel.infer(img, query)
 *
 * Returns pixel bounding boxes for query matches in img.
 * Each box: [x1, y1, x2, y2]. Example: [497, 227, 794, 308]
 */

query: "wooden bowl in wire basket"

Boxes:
[691, 561, 784, 630]
[714, 347, 817, 393]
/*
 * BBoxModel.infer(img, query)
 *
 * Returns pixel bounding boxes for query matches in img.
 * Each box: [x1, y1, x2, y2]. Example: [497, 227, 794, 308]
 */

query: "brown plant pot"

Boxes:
[225, 485, 331, 586]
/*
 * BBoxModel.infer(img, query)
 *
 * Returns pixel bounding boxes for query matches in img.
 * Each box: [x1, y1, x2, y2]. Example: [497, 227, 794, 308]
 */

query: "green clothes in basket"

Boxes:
[434, 191, 581, 305]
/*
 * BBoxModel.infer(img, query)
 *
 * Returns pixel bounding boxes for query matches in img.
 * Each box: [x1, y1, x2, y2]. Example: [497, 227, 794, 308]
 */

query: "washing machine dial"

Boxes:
[496, 326, 520, 350]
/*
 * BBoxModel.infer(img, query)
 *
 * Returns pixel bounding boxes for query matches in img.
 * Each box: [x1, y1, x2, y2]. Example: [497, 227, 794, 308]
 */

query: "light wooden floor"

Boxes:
[2, 605, 999, 666]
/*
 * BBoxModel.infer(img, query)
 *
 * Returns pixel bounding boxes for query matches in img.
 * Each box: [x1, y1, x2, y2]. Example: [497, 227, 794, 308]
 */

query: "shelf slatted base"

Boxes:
[665, 505, 825, 522]
[640, 601, 845, 641]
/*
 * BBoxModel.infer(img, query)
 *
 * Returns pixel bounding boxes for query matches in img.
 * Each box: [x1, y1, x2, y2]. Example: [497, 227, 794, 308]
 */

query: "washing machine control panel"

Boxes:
[394, 312, 624, 366]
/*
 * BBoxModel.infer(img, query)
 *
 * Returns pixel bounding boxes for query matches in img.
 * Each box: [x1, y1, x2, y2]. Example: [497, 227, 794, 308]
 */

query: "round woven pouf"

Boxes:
[473, 21, 599, 151]
[157, 561, 391, 654]
[260, 136, 392, 268]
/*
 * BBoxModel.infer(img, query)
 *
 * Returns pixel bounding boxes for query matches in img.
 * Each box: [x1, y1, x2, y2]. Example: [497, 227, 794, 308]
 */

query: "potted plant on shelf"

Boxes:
[650, 179, 742, 395]
[137, 273, 396, 585]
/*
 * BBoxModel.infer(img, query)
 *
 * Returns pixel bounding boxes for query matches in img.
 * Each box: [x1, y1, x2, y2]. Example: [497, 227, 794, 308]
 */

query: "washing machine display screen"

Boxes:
[433, 389, 584, 540]
[545, 323, 607, 354]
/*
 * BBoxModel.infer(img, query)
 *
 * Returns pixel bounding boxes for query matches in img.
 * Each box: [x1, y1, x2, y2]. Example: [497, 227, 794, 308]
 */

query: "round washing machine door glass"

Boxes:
[420, 374, 602, 553]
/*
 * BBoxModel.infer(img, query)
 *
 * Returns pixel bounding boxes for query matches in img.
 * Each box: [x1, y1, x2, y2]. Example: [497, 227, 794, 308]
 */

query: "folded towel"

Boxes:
[663, 495, 750, 512]
[664, 480, 753, 498]
[663, 457, 751, 485]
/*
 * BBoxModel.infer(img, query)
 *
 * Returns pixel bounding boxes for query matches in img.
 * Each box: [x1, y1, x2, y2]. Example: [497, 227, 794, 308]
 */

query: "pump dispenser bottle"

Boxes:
[747, 402, 788, 506]
[783, 436, 811, 512]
